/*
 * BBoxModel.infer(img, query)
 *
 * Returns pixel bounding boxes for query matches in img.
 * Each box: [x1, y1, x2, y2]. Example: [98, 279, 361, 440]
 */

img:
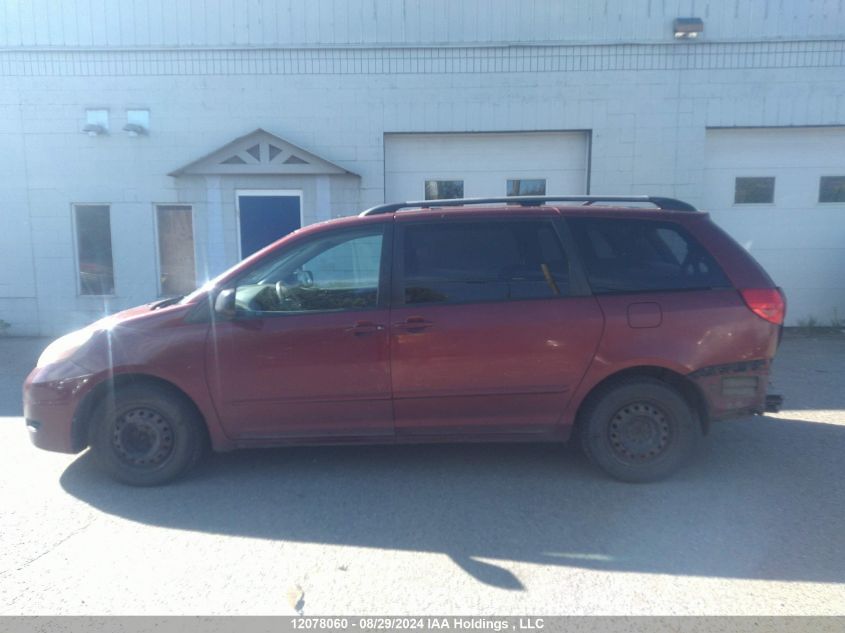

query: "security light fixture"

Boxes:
[82, 123, 107, 137]
[122, 122, 148, 137]
[674, 17, 703, 39]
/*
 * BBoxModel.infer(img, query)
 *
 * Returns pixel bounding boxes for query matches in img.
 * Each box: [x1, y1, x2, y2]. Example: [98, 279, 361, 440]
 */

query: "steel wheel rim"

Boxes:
[608, 401, 673, 463]
[112, 407, 174, 467]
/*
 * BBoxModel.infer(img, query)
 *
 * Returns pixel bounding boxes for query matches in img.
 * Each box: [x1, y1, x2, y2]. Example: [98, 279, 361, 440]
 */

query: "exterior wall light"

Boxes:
[674, 17, 703, 39]
[124, 109, 150, 137]
[123, 122, 148, 137]
[82, 123, 107, 136]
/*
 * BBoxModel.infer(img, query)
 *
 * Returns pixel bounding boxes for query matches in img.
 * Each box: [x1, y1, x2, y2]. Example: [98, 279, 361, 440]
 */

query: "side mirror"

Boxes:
[214, 288, 237, 318]
[296, 269, 315, 288]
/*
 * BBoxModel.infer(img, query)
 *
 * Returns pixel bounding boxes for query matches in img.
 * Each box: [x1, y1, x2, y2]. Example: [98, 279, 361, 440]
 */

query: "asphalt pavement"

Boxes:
[1, 333, 844, 615]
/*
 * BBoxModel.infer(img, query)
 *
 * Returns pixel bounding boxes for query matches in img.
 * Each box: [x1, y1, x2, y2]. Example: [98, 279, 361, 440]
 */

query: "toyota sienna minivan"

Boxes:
[24, 195, 785, 485]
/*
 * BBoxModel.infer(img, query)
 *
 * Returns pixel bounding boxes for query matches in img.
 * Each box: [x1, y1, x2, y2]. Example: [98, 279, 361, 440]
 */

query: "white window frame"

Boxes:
[71, 202, 116, 297]
[153, 203, 197, 297]
[235, 189, 304, 260]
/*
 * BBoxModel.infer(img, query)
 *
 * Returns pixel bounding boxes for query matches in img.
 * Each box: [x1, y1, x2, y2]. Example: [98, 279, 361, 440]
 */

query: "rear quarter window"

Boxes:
[568, 218, 731, 294]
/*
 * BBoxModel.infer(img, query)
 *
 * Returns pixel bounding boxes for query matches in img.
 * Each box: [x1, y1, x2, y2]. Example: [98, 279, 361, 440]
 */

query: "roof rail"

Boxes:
[359, 195, 698, 216]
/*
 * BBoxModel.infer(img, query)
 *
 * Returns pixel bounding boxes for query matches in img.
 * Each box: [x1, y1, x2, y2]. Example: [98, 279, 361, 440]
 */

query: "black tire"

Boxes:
[88, 383, 206, 486]
[579, 378, 700, 483]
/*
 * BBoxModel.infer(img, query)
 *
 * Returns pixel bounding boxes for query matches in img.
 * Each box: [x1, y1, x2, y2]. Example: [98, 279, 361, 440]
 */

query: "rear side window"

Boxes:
[401, 220, 570, 304]
[568, 218, 730, 294]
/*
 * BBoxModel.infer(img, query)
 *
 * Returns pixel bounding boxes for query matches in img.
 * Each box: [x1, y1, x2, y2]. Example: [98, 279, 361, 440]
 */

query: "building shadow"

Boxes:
[60, 415, 845, 590]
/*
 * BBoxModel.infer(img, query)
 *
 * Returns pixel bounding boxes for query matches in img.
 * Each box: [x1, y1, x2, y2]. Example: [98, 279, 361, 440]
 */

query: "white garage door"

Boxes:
[384, 132, 589, 203]
[703, 127, 845, 325]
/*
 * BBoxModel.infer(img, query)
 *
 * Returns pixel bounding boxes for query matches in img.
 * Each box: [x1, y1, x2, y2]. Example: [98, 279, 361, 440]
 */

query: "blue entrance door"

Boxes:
[238, 193, 301, 258]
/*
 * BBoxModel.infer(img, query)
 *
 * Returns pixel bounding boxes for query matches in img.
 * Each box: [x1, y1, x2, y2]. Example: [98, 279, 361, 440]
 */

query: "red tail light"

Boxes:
[740, 288, 786, 325]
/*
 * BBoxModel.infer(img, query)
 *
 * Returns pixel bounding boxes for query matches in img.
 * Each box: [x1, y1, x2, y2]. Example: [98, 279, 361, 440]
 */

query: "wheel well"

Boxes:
[71, 373, 210, 451]
[573, 366, 711, 435]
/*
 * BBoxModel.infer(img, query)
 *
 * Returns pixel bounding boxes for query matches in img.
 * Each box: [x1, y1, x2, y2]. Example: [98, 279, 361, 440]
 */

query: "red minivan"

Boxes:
[24, 196, 785, 485]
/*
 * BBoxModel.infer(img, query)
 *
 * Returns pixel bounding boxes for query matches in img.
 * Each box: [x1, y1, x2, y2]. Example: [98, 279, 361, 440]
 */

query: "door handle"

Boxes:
[393, 316, 434, 332]
[346, 320, 385, 336]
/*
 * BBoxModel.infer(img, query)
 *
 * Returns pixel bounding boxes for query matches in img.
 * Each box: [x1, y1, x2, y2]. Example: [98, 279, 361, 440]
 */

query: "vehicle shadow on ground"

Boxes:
[61, 415, 845, 590]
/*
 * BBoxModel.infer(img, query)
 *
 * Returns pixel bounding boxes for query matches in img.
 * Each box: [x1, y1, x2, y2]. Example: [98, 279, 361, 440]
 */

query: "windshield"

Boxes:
[177, 272, 230, 306]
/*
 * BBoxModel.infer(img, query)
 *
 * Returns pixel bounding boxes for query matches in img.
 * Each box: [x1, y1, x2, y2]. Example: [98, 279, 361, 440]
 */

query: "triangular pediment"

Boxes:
[168, 128, 356, 177]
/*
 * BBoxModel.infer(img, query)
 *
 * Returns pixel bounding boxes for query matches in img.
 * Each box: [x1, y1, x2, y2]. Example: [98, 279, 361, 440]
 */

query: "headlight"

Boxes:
[36, 327, 97, 368]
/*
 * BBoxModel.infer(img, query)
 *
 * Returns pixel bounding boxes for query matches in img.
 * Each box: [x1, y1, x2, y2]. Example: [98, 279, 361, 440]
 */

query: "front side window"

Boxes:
[234, 227, 384, 314]
[74, 204, 115, 295]
[734, 177, 775, 204]
[568, 218, 730, 294]
[401, 220, 570, 305]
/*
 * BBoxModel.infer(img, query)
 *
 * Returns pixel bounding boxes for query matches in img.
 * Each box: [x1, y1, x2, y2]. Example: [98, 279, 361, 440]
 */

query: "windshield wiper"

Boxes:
[150, 296, 184, 309]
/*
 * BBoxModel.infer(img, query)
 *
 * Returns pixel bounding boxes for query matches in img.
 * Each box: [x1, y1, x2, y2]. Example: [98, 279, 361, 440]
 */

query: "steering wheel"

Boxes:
[275, 281, 288, 302]
[274, 281, 304, 311]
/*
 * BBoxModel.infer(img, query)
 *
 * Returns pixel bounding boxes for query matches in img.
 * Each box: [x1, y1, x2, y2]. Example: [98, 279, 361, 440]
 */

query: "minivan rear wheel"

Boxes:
[579, 378, 700, 482]
[89, 383, 205, 486]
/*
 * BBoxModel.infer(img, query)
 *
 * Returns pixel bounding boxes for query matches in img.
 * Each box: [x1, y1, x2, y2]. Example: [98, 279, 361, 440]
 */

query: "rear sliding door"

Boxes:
[389, 215, 604, 436]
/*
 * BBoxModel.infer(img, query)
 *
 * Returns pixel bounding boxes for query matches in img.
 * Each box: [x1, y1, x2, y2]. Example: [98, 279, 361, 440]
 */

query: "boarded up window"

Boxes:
[156, 205, 196, 296]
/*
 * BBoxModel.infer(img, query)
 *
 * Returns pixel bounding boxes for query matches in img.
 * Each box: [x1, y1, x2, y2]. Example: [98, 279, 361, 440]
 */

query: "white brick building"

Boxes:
[1, 0, 843, 335]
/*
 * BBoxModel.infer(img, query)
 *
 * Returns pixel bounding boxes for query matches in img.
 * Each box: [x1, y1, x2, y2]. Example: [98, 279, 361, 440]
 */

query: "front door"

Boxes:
[207, 222, 393, 440]
[237, 190, 302, 258]
[390, 215, 604, 435]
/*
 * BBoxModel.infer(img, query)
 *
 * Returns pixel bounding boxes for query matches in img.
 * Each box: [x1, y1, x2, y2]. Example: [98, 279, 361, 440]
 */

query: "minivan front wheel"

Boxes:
[579, 378, 700, 482]
[89, 383, 205, 486]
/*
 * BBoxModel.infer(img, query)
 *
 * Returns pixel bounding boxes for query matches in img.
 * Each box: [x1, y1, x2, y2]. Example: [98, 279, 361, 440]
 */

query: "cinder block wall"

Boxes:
[0, 1, 843, 334]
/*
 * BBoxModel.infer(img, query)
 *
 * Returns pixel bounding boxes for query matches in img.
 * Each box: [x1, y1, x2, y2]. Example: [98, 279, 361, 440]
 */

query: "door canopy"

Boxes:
[168, 128, 357, 177]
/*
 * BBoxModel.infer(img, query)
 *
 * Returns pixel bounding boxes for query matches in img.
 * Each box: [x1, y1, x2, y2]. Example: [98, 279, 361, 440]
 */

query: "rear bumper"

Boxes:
[765, 393, 784, 413]
[688, 359, 774, 420]
[23, 363, 93, 454]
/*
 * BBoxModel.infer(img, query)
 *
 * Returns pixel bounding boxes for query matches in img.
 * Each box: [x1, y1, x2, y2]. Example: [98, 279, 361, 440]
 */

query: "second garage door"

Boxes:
[384, 132, 589, 202]
[703, 127, 845, 324]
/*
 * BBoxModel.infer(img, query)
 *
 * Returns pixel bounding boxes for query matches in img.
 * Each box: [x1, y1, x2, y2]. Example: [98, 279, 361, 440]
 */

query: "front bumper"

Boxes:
[23, 363, 95, 454]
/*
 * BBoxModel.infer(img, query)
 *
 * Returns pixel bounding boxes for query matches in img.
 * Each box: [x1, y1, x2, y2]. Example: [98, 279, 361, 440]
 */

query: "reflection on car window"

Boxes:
[568, 218, 730, 294]
[234, 227, 383, 313]
[401, 220, 570, 305]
